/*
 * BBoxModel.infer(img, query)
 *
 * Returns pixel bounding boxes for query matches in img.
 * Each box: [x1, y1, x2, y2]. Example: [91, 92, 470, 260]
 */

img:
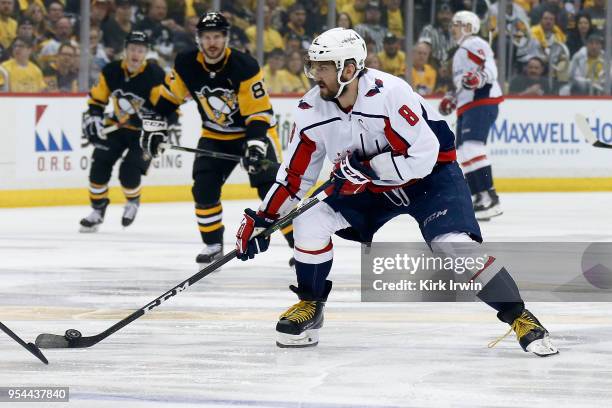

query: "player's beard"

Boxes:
[203, 46, 225, 63]
[318, 80, 343, 101]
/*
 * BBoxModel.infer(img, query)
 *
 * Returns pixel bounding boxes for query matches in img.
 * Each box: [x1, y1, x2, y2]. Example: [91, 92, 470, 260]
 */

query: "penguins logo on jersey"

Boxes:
[195, 86, 238, 127]
[111, 90, 145, 122]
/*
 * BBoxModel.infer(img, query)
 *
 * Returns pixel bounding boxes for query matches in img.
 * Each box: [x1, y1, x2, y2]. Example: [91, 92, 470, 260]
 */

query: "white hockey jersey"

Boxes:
[259, 68, 457, 217]
[452, 36, 503, 116]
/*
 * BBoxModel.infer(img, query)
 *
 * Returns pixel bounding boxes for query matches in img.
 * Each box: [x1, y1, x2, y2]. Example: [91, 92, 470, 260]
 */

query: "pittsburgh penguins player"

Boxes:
[80, 31, 180, 232]
[141, 12, 294, 267]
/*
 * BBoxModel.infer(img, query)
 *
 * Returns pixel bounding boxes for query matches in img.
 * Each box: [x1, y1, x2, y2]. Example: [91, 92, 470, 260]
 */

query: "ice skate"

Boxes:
[474, 189, 503, 221]
[79, 201, 108, 233]
[490, 308, 559, 357]
[276, 281, 332, 348]
[121, 198, 140, 227]
[196, 243, 223, 268]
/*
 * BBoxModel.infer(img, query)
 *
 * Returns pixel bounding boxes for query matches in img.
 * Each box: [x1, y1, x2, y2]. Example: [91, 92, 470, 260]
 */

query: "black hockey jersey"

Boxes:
[87, 60, 167, 130]
[149, 48, 274, 140]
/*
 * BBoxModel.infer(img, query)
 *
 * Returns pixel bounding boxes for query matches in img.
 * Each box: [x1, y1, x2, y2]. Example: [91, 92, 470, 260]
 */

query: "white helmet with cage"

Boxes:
[452, 10, 480, 42]
[305, 27, 367, 98]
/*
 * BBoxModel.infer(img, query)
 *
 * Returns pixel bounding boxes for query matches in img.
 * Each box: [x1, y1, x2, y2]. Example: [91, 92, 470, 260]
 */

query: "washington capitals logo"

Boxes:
[298, 100, 312, 109]
[365, 78, 384, 97]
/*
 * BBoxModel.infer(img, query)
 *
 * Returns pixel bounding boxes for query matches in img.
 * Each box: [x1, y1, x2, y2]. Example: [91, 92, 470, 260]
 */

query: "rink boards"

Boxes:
[1, 94, 611, 207]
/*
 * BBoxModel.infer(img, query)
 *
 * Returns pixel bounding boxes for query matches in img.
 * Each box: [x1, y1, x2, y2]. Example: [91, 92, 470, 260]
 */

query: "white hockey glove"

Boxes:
[241, 139, 268, 174]
[140, 113, 168, 158]
[82, 112, 107, 149]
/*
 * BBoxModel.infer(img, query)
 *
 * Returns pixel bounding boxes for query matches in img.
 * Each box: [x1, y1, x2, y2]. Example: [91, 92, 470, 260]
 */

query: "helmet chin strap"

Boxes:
[456, 26, 473, 45]
[333, 62, 360, 99]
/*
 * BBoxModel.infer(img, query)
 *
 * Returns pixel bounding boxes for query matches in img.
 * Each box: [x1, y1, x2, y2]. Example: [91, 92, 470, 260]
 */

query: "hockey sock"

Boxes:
[477, 267, 524, 315]
[122, 185, 142, 201]
[295, 259, 333, 299]
[465, 165, 493, 195]
[195, 202, 223, 244]
[89, 183, 109, 207]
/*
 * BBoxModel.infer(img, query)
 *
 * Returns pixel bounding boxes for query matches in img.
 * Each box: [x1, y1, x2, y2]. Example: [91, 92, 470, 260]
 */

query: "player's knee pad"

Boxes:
[293, 202, 349, 251]
[89, 160, 114, 185]
[457, 140, 490, 174]
[118, 160, 142, 189]
[294, 240, 334, 264]
[191, 174, 223, 204]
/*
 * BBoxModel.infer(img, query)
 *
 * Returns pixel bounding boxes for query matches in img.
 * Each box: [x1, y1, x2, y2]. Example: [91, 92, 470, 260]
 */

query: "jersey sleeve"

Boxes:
[258, 113, 326, 217]
[148, 68, 190, 116]
[453, 39, 498, 89]
[87, 71, 111, 115]
[369, 84, 439, 185]
[238, 68, 274, 126]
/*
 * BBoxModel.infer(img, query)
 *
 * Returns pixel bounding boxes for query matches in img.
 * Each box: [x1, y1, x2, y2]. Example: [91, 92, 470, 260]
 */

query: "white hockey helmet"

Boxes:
[305, 27, 367, 98]
[452, 10, 481, 35]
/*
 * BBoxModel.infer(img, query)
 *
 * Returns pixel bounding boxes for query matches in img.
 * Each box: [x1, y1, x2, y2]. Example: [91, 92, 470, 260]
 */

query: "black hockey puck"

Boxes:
[65, 329, 82, 340]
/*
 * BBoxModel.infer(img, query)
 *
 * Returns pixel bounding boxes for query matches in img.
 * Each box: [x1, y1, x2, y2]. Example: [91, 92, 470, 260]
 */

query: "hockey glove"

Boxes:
[331, 154, 378, 196]
[241, 138, 268, 174]
[140, 113, 168, 158]
[462, 70, 487, 90]
[438, 92, 457, 116]
[236, 208, 274, 261]
[82, 111, 107, 149]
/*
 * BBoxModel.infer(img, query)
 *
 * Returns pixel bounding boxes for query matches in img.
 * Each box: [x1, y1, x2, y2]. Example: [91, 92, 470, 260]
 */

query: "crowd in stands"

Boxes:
[0, 0, 609, 95]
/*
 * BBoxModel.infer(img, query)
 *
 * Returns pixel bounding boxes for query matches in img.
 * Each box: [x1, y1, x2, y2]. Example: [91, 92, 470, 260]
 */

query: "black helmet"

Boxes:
[196, 12, 230, 34]
[125, 31, 150, 47]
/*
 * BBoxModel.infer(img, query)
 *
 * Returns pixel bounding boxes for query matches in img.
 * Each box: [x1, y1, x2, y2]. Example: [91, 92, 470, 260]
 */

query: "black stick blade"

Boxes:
[35, 333, 69, 349]
[26, 343, 49, 365]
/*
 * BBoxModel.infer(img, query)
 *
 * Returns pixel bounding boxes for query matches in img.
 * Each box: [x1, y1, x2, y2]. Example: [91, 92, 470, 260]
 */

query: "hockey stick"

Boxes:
[575, 114, 612, 149]
[159, 143, 276, 170]
[0, 321, 48, 364]
[35, 182, 332, 349]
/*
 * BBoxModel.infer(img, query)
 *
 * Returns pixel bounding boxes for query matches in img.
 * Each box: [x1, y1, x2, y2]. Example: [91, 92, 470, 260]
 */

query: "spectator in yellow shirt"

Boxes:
[16, 0, 45, 13]
[0, 0, 17, 49]
[262, 48, 295, 94]
[0, 37, 46, 92]
[245, 5, 284, 54]
[340, 0, 367, 27]
[531, 10, 567, 51]
[377, 33, 405, 77]
[412, 41, 437, 96]
[385, 0, 403, 39]
[285, 50, 311, 93]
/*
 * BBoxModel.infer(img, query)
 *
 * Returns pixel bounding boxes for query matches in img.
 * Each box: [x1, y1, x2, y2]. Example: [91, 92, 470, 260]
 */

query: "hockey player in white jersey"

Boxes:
[235, 28, 557, 356]
[439, 11, 503, 220]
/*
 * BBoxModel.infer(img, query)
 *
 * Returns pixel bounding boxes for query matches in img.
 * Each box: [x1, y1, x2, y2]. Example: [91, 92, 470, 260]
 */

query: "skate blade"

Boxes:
[276, 329, 319, 348]
[475, 205, 503, 221]
[79, 225, 100, 233]
[121, 218, 135, 227]
[526, 335, 559, 357]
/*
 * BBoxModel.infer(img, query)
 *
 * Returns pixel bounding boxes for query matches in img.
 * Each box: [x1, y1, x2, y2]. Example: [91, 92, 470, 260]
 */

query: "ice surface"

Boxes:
[1, 193, 612, 408]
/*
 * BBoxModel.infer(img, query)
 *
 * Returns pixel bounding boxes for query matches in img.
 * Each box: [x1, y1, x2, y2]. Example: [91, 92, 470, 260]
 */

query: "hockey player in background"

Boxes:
[140, 12, 294, 267]
[80, 31, 179, 232]
[439, 11, 504, 221]
[235, 27, 558, 356]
